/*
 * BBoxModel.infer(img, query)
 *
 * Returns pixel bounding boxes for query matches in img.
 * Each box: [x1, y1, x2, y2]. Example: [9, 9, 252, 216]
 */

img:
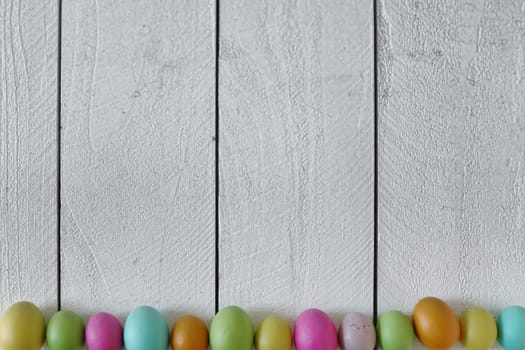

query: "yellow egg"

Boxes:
[0, 301, 46, 350]
[255, 316, 292, 350]
[460, 307, 497, 350]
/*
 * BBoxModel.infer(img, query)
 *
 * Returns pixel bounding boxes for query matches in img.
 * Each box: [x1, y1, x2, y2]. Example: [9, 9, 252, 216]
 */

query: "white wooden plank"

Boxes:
[61, 0, 216, 322]
[378, 0, 525, 319]
[0, 0, 57, 316]
[219, 0, 374, 323]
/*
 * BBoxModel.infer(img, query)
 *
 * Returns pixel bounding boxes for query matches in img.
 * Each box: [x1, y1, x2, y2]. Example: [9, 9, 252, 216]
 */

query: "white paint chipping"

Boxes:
[61, 0, 216, 322]
[0, 0, 58, 317]
[219, 0, 375, 323]
[378, 1, 525, 348]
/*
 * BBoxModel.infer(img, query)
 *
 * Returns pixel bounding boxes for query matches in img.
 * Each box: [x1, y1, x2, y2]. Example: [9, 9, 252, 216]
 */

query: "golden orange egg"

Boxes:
[412, 297, 460, 350]
[170, 315, 208, 350]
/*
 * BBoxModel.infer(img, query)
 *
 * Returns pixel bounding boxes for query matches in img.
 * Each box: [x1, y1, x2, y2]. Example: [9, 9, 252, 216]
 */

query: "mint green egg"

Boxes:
[497, 306, 525, 350]
[210, 306, 254, 350]
[124, 306, 169, 350]
[377, 311, 415, 350]
[46, 310, 84, 350]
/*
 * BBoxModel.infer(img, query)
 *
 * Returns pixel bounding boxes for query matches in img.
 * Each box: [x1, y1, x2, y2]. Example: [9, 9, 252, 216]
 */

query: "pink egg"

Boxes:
[85, 312, 123, 350]
[294, 309, 337, 350]
[338, 312, 376, 350]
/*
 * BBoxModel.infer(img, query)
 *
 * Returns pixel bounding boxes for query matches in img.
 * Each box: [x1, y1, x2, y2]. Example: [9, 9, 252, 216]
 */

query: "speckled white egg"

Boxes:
[338, 312, 376, 350]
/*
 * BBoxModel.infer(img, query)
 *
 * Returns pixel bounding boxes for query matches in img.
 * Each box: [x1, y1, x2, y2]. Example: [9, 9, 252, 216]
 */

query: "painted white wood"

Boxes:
[0, 0, 57, 317]
[61, 0, 216, 322]
[378, 0, 525, 327]
[219, 0, 375, 323]
[5, 2, 524, 341]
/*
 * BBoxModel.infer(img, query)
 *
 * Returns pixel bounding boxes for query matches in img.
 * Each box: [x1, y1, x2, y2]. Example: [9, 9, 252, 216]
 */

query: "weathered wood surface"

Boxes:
[0, 0, 57, 317]
[219, 0, 375, 322]
[3, 1, 525, 336]
[61, 0, 216, 321]
[378, 0, 525, 322]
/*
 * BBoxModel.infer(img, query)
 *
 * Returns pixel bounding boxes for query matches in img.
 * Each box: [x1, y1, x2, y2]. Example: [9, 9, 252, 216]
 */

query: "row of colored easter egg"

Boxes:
[1, 298, 525, 350]
[0, 302, 373, 350]
[214, 307, 376, 350]
[0, 302, 205, 350]
[379, 297, 525, 350]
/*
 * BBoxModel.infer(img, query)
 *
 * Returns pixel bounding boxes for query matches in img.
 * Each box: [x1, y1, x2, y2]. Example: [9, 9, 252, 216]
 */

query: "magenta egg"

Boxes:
[338, 312, 376, 350]
[294, 309, 337, 350]
[85, 312, 123, 350]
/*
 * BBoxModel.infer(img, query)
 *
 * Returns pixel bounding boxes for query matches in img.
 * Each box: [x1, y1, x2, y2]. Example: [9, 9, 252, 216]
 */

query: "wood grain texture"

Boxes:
[378, 0, 525, 321]
[219, 0, 374, 322]
[61, 0, 215, 321]
[0, 0, 57, 316]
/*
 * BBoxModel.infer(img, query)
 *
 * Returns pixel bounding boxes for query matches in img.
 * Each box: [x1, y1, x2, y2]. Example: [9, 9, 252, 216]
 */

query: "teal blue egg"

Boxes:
[497, 306, 525, 350]
[124, 306, 169, 350]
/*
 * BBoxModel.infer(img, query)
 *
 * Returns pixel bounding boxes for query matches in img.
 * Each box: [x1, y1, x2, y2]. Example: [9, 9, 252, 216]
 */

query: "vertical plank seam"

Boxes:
[57, 0, 63, 311]
[373, 0, 379, 325]
[215, 0, 220, 315]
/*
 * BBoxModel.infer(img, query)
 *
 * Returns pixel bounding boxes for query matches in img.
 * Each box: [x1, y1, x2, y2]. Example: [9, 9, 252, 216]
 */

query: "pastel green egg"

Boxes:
[210, 306, 254, 350]
[460, 307, 497, 350]
[377, 311, 415, 350]
[497, 306, 525, 350]
[46, 310, 84, 350]
[0, 301, 46, 350]
[255, 316, 292, 350]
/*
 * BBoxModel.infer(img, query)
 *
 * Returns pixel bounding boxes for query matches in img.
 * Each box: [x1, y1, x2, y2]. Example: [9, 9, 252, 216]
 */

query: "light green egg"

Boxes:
[210, 306, 254, 350]
[46, 310, 84, 350]
[377, 310, 415, 350]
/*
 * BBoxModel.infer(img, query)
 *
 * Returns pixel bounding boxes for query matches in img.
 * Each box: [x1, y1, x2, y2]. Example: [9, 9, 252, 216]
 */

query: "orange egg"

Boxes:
[170, 315, 208, 350]
[412, 297, 460, 350]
